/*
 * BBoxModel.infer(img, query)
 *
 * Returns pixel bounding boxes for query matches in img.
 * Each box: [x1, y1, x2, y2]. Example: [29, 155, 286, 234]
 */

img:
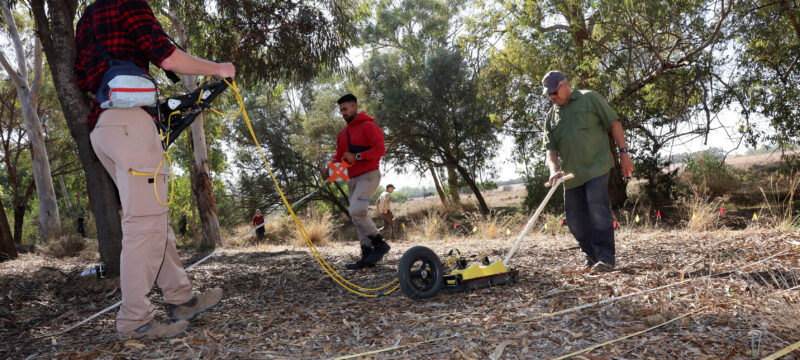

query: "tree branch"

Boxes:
[781, 0, 800, 43]
[541, 24, 571, 32]
[0, 52, 26, 87]
[31, 36, 43, 105]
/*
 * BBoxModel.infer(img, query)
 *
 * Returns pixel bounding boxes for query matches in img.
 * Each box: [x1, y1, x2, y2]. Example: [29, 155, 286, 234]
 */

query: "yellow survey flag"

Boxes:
[506, 229, 511, 235]
[472, 226, 477, 233]
[635, 214, 640, 223]
[434, 219, 438, 225]
[402, 223, 406, 229]
[753, 212, 758, 220]
[692, 213, 696, 220]
[544, 223, 548, 229]
[490, 225, 494, 232]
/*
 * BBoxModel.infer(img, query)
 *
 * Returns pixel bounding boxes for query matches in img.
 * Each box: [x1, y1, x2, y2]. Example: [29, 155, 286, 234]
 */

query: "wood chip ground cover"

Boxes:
[1, 228, 799, 359]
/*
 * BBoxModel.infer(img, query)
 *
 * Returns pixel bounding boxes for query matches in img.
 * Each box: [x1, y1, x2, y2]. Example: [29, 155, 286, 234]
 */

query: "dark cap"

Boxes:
[541, 71, 566, 95]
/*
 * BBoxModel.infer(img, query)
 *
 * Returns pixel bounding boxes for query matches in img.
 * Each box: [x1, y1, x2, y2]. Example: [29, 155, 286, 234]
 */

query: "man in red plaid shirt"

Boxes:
[75, 0, 235, 340]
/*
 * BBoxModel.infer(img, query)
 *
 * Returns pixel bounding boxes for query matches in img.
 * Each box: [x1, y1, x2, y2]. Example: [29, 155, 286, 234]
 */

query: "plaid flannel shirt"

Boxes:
[74, 0, 176, 131]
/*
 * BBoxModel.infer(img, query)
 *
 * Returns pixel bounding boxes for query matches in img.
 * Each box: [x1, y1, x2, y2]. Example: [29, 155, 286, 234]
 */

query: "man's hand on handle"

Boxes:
[216, 62, 236, 79]
[548, 171, 564, 187]
[342, 152, 356, 164]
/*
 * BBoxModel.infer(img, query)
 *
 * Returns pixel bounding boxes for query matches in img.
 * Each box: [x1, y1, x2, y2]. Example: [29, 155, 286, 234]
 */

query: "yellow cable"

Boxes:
[221, 79, 398, 297]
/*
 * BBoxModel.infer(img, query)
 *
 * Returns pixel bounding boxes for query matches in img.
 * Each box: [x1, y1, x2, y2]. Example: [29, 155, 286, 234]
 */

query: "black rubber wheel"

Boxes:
[397, 246, 443, 300]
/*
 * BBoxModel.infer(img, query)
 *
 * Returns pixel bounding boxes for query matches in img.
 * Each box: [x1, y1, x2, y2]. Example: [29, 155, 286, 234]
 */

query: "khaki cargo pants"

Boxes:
[347, 170, 381, 246]
[91, 108, 193, 333]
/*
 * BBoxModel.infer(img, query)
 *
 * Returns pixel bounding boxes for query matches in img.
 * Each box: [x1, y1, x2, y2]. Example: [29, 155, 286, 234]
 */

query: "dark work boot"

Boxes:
[364, 234, 390, 266]
[346, 245, 372, 270]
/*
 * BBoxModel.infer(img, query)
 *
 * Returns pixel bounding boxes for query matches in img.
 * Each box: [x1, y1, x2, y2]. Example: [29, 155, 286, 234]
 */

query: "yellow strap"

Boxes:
[129, 109, 180, 207]
[222, 79, 398, 297]
[763, 340, 800, 360]
[128, 150, 174, 207]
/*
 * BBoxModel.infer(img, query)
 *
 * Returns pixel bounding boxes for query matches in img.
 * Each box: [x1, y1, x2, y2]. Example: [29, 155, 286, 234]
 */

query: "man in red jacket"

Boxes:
[332, 94, 390, 270]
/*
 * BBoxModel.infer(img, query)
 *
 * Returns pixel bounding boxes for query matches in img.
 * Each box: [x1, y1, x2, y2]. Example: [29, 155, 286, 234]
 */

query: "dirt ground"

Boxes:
[2, 223, 799, 359]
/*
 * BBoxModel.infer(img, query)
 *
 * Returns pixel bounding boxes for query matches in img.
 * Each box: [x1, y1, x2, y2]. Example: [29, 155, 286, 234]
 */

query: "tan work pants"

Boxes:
[347, 170, 381, 246]
[90, 108, 193, 332]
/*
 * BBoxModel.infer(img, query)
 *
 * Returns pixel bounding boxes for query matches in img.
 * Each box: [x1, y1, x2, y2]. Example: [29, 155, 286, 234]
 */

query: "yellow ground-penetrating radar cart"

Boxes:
[397, 174, 574, 299]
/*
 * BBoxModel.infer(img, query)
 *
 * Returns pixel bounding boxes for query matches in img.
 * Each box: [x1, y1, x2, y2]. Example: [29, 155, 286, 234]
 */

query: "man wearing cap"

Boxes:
[541, 71, 633, 273]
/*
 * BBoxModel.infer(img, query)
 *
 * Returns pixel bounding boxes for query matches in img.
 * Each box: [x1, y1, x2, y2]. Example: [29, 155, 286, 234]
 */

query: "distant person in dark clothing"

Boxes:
[252, 209, 265, 241]
[178, 215, 188, 237]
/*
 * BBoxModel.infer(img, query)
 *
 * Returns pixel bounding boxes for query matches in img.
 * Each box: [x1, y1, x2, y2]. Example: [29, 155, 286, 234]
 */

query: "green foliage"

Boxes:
[727, 0, 800, 150]
[156, 0, 359, 85]
[359, 46, 499, 212]
[522, 160, 564, 214]
[680, 151, 740, 198]
[398, 185, 438, 199]
[470, 0, 736, 204]
[459, 181, 497, 194]
[635, 151, 678, 206]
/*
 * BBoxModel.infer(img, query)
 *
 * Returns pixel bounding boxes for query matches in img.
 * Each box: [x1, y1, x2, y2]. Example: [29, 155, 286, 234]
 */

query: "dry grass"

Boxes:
[404, 206, 450, 243]
[39, 235, 87, 258]
[539, 213, 570, 235]
[758, 172, 800, 232]
[291, 211, 335, 247]
[464, 211, 528, 239]
[77, 239, 99, 262]
[681, 183, 730, 231]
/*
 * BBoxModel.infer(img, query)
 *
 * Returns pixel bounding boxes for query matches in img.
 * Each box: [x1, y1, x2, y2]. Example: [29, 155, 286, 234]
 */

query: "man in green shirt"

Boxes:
[541, 71, 634, 273]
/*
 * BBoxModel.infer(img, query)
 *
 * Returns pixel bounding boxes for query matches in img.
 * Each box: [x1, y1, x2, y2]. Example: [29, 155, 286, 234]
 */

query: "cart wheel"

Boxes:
[398, 246, 443, 300]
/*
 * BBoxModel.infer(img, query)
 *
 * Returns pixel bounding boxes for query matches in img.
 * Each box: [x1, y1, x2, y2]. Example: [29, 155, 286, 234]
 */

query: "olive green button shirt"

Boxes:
[542, 90, 618, 190]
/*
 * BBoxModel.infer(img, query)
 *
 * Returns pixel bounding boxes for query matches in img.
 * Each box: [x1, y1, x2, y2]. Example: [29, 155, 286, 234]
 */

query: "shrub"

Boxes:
[523, 161, 564, 214]
[41, 235, 86, 258]
[680, 183, 729, 231]
[680, 151, 739, 197]
[635, 150, 678, 206]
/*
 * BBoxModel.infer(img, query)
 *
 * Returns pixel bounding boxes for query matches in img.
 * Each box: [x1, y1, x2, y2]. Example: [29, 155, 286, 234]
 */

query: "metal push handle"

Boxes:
[502, 173, 574, 265]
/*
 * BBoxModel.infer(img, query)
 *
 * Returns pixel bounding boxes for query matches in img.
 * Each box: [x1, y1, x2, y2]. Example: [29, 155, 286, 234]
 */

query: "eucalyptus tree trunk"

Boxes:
[428, 164, 448, 206]
[166, 5, 222, 247]
[446, 167, 461, 206]
[30, 0, 124, 275]
[0, 202, 17, 261]
[0, 4, 61, 242]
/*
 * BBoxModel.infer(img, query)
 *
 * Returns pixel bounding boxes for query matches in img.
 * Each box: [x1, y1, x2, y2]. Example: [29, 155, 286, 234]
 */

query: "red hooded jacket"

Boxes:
[333, 111, 385, 178]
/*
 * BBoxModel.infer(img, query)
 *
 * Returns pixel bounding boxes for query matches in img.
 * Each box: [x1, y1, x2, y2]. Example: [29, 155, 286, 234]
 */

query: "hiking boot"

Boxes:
[116, 319, 189, 341]
[346, 245, 373, 270]
[363, 234, 390, 266]
[576, 258, 595, 273]
[592, 261, 614, 273]
[167, 288, 223, 322]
